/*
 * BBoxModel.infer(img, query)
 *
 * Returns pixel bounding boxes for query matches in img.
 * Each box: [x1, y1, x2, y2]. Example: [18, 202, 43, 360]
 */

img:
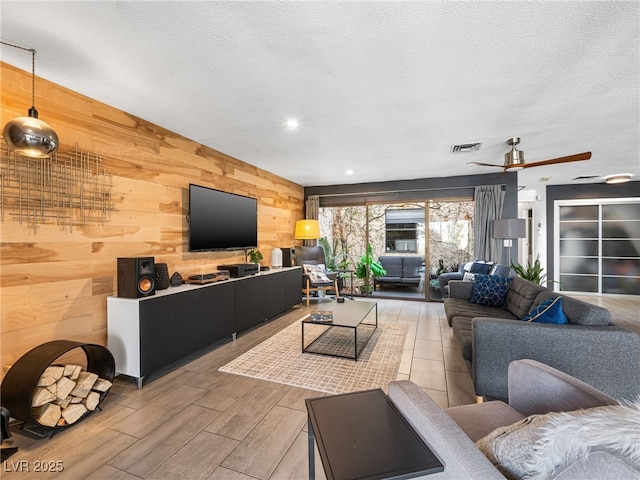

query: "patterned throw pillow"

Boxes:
[470, 274, 512, 307]
[303, 263, 331, 283]
[522, 296, 568, 324]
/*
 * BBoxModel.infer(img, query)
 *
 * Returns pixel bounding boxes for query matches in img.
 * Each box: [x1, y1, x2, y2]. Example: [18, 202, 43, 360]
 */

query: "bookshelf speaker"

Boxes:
[281, 247, 297, 267]
[117, 257, 156, 298]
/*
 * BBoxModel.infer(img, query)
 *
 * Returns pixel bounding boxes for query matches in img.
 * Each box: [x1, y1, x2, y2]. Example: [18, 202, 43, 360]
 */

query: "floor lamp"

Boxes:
[493, 218, 526, 267]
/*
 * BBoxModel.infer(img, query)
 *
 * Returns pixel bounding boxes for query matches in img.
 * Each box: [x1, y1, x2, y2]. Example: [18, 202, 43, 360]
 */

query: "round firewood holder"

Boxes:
[0, 340, 115, 438]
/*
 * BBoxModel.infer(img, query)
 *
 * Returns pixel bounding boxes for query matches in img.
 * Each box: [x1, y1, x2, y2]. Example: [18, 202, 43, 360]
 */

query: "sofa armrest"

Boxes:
[472, 318, 640, 401]
[437, 272, 464, 293]
[507, 359, 617, 416]
[448, 280, 474, 300]
[387, 381, 505, 479]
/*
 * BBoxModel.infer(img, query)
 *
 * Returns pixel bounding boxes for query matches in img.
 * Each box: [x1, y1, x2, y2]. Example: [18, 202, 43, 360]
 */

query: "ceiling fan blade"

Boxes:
[467, 161, 505, 168]
[518, 152, 592, 169]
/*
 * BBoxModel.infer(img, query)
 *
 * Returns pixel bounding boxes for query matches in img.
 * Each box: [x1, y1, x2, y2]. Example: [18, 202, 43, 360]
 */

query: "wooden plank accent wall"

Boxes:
[0, 62, 304, 375]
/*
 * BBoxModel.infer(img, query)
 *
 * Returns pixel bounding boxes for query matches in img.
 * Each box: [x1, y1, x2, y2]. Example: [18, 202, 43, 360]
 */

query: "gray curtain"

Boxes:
[474, 186, 505, 262]
[304, 195, 320, 246]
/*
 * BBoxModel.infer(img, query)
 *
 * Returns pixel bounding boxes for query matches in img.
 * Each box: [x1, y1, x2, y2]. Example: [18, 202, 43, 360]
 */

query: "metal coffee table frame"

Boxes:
[302, 300, 377, 361]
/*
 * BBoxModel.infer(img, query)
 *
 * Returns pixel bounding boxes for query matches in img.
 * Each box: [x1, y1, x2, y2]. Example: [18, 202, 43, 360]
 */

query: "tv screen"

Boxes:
[188, 184, 258, 252]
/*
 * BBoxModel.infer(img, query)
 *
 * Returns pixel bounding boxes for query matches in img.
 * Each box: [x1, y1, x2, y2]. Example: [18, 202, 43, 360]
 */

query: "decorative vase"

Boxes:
[271, 248, 282, 268]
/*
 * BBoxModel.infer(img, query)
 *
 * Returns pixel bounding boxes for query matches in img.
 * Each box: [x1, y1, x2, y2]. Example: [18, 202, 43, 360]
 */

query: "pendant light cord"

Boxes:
[0, 40, 37, 106]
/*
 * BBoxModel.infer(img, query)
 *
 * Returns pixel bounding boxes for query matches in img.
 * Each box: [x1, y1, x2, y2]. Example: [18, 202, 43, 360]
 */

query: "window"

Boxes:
[385, 208, 423, 253]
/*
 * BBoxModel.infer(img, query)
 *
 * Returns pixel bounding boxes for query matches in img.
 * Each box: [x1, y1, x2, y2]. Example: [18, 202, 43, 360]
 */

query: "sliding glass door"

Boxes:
[426, 200, 474, 300]
[555, 198, 640, 295]
[319, 198, 474, 301]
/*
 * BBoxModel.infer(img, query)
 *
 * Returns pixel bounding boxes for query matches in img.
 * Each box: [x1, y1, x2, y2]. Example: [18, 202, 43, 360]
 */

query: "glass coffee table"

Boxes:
[302, 300, 377, 361]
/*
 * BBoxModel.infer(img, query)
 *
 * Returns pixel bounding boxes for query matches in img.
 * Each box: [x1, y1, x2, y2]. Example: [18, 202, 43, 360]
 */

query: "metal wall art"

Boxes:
[0, 142, 115, 233]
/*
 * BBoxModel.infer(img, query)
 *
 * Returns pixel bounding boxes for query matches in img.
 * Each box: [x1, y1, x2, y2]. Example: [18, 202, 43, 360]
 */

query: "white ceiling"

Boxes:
[1, 1, 638, 191]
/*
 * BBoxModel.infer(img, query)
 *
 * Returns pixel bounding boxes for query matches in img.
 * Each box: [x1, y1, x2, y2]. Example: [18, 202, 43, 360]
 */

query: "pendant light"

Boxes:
[1, 41, 59, 158]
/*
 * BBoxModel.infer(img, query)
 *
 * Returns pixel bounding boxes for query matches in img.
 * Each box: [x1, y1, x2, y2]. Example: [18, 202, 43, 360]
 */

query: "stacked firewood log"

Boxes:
[31, 365, 112, 427]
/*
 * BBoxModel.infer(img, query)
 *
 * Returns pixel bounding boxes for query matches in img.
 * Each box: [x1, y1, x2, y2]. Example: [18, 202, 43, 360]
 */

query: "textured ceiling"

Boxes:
[1, 1, 638, 191]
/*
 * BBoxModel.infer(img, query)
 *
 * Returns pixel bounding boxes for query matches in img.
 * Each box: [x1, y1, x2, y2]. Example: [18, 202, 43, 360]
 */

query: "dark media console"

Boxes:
[219, 263, 259, 278]
[107, 267, 301, 388]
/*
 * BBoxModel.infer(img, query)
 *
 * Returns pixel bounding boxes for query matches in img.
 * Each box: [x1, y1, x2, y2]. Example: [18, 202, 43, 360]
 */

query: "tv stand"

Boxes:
[107, 267, 301, 387]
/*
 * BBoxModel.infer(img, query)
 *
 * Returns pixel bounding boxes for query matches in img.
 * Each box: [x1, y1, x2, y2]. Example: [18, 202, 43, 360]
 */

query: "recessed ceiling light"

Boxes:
[603, 173, 632, 184]
[285, 118, 299, 129]
[346, 169, 354, 176]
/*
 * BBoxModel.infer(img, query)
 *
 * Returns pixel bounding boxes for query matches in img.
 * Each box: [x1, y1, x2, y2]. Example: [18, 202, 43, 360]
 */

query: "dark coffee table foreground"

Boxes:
[305, 389, 444, 480]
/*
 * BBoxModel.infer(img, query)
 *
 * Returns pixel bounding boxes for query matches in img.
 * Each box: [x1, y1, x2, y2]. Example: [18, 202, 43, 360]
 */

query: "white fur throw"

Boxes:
[476, 397, 640, 480]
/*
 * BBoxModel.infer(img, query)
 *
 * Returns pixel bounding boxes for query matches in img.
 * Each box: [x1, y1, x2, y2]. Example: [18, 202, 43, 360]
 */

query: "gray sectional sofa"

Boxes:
[387, 360, 639, 479]
[444, 276, 640, 400]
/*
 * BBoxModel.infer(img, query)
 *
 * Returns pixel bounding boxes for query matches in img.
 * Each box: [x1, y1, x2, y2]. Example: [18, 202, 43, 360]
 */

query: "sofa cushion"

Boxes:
[522, 296, 568, 325]
[533, 290, 611, 326]
[402, 256, 423, 278]
[452, 311, 517, 361]
[471, 275, 513, 307]
[476, 400, 640, 480]
[378, 256, 403, 277]
[446, 401, 525, 443]
[452, 318, 474, 361]
[446, 297, 516, 324]
[505, 276, 547, 318]
[376, 276, 402, 283]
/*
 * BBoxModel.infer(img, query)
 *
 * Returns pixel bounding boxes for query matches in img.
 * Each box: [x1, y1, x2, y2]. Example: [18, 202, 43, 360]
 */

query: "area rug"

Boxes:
[219, 319, 408, 394]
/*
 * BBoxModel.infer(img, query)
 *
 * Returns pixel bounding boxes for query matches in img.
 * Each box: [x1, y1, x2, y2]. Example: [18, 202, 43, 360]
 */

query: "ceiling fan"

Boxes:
[467, 137, 592, 171]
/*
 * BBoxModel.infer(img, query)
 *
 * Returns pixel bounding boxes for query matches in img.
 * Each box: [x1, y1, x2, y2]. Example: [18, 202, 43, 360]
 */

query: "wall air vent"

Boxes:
[451, 142, 482, 153]
[572, 175, 601, 180]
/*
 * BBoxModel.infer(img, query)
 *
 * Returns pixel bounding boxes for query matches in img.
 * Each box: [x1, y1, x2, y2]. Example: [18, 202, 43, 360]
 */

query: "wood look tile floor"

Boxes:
[3, 296, 638, 479]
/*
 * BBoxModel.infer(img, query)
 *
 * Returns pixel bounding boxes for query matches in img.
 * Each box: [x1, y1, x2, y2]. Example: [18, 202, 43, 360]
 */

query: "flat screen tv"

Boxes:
[188, 184, 258, 252]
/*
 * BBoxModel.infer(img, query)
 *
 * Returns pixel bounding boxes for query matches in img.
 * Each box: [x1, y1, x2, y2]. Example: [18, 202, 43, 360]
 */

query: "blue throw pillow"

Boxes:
[470, 262, 493, 275]
[470, 274, 512, 307]
[522, 296, 569, 324]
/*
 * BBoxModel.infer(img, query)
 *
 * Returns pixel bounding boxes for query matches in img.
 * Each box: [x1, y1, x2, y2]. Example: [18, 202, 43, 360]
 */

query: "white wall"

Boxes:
[519, 188, 548, 276]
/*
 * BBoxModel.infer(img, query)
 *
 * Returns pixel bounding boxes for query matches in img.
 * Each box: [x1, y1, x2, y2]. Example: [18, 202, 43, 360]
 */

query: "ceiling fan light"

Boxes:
[604, 174, 632, 184]
[504, 148, 525, 169]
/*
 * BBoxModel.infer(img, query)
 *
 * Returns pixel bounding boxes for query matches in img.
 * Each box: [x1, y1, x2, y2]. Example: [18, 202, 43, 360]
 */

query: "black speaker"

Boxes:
[117, 257, 156, 298]
[155, 263, 170, 290]
[282, 247, 297, 267]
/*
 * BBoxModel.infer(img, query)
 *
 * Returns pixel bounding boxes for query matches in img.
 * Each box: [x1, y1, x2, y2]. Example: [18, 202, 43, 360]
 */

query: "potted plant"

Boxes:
[511, 254, 548, 285]
[247, 248, 263, 266]
[354, 245, 386, 294]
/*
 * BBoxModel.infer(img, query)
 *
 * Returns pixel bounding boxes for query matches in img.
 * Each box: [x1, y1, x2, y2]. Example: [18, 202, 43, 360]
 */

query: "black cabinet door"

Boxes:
[284, 267, 302, 309]
[264, 273, 285, 319]
[235, 276, 265, 332]
[139, 282, 235, 376]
